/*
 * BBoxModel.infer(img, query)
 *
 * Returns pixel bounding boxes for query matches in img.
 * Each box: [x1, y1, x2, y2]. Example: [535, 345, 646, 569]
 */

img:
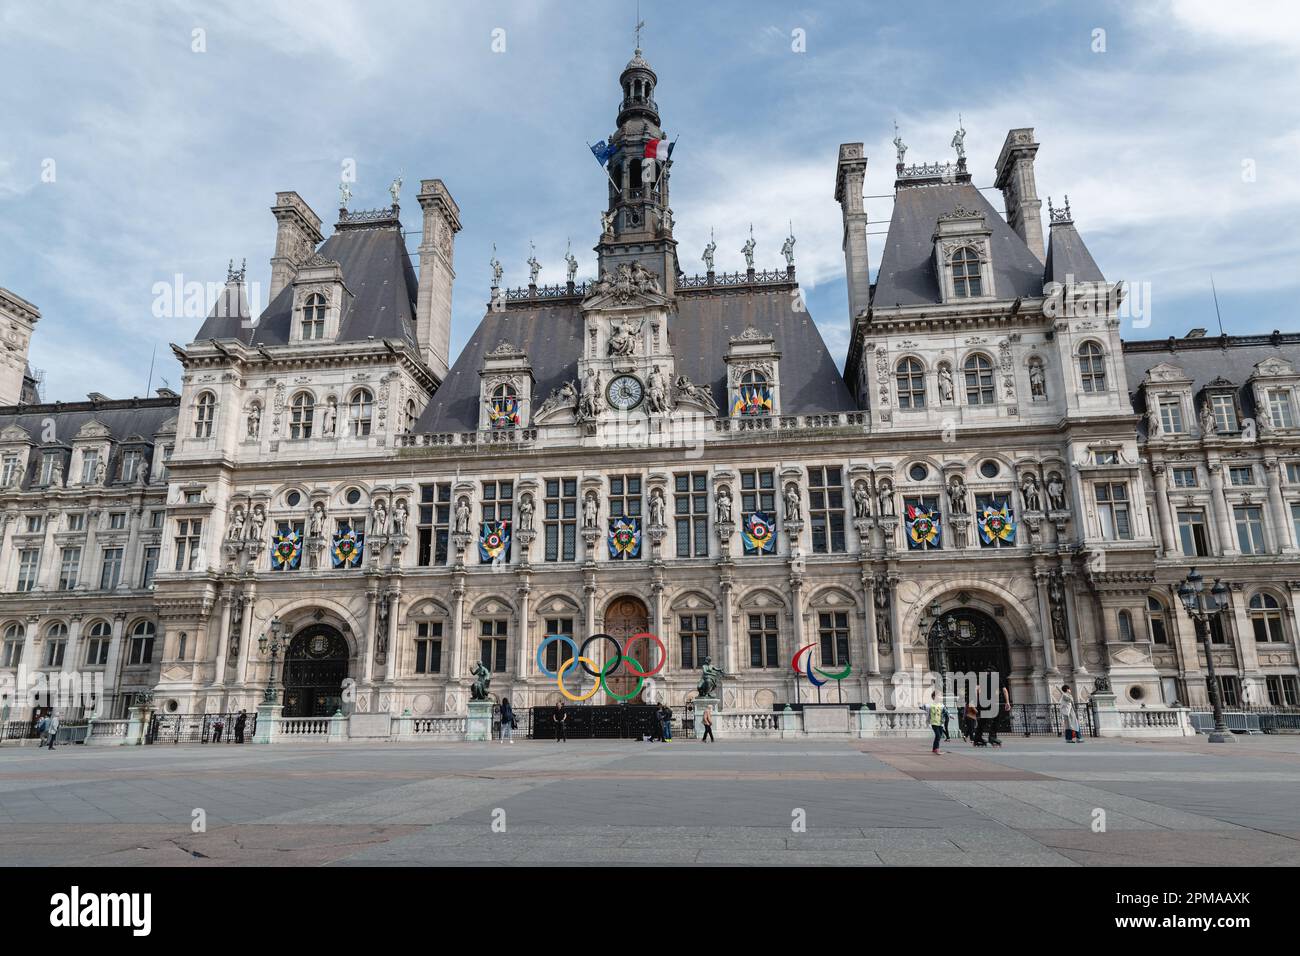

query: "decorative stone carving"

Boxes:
[783, 482, 802, 522]
[716, 484, 733, 524]
[646, 364, 671, 414]
[1020, 473, 1042, 512]
[517, 493, 534, 533]
[649, 487, 666, 528]
[1046, 471, 1067, 512]
[582, 491, 599, 529]
[947, 475, 968, 515]
[937, 362, 954, 403]
[226, 505, 246, 541]
[246, 403, 261, 440]
[453, 497, 472, 535]
[537, 380, 578, 418]
[877, 478, 896, 517]
[1028, 358, 1047, 400]
[852, 480, 871, 519]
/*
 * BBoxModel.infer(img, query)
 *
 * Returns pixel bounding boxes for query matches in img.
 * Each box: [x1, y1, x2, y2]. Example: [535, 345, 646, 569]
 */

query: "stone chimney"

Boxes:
[834, 144, 870, 320]
[0, 287, 39, 406]
[268, 191, 323, 303]
[994, 128, 1045, 263]
[415, 179, 462, 383]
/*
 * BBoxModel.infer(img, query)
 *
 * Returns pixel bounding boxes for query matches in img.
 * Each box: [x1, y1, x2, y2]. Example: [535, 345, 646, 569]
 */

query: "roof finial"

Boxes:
[635, 1, 645, 52]
[892, 120, 907, 166]
[339, 180, 352, 209]
[950, 115, 966, 163]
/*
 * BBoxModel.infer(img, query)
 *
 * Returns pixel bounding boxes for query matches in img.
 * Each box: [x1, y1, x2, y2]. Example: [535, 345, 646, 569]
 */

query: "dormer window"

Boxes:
[964, 354, 995, 405]
[1266, 387, 1296, 428]
[896, 358, 925, 409]
[951, 247, 982, 297]
[1, 454, 18, 486]
[80, 450, 99, 484]
[194, 392, 216, 439]
[488, 384, 519, 429]
[40, 452, 59, 484]
[734, 370, 773, 417]
[1210, 393, 1238, 432]
[120, 450, 144, 483]
[348, 388, 373, 438]
[1077, 342, 1107, 392]
[1159, 398, 1185, 434]
[302, 293, 327, 340]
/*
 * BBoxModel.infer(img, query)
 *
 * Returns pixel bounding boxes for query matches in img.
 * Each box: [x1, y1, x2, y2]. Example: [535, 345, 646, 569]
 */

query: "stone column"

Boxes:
[234, 581, 256, 685]
[384, 587, 400, 680]
[1151, 464, 1178, 556]
[1264, 458, 1296, 554]
[651, 579, 668, 682]
[788, 572, 805, 704]
[1061, 577, 1088, 676]
[104, 612, 128, 717]
[212, 590, 233, 685]
[887, 576, 904, 672]
[449, 576, 466, 688]
[515, 576, 532, 681]
[1033, 569, 1058, 683]
[79, 509, 101, 591]
[1207, 461, 1239, 555]
[119, 504, 144, 591]
[362, 588, 380, 685]
[35, 510, 59, 590]
[861, 571, 880, 677]
[719, 575, 736, 676]
[62, 614, 83, 675]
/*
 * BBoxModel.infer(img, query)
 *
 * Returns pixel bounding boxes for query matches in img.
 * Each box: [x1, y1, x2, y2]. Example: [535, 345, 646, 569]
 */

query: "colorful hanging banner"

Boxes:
[331, 528, 364, 568]
[607, 516, 642, 558]
[270, 527, 302, 570]
[742, 510, 777, 554]
[478, 520, 511, 563]
[731, 385, 772, 417]
[977, 500, 1016, 545]
[905, 503, 941, 549]
[487, 395, 520, 429]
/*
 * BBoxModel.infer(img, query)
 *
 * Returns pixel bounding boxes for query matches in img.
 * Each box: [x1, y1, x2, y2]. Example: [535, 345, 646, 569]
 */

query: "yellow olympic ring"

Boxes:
[557, 656, 602, 702]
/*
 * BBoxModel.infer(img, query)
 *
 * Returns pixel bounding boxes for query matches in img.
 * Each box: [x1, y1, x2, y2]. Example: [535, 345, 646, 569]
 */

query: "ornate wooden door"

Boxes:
[605, 597, 651, 703]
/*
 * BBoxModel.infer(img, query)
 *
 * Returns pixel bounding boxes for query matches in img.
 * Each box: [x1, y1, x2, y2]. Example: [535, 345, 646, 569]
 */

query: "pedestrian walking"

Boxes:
[500, 697, 516, 743]
[234, 709, 247, 744]
[660, 703, 673, 741]
[212, 717, 224, 743]
[925, 691, 947, 755]
[1059, 684, 1082, 743]
[554, 701, 568, 742]
[701, 705, 715, 743]
[35, 713, 48, 747]
[44, 711, 60, 750]
[985, 685, 1006, 748]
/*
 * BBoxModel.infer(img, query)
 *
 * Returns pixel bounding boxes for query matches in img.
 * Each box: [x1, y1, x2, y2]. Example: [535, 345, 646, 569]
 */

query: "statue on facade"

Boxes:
[600, 209, 615, 236]
[938, 363, 954, 403]
[469, 660, 492, 701]
[248, 505, 266, 542]
[454, 497, 472, 535]
[565, 242, 578, 284]
[1020, 473, 1042, 512]
[892, 122, 907, 166]
[674, 376, 718, 415]
[537, 380, 578, 418]
[783, 483, 802, 522]
[1146, 404, 1162, 437]
[246, 404, 261, 440]
[780, 230, 796, 269]
[607, 319, 641, 357]
[702, 230, 716, 272]
[527, 244, 542, 285]
[50, 459, 63, 487]
[392, 499, 408, 538]
[371, 499, 388, 537]
[649, 487, 666, 527]
[631, 261, 661, 294]
[94, 459, 107, 485]
[696, 657, 722, 699]
[389, 173, 402, 206]
[577, 368, 603, 424]
[1199, 401, 1217, 436]
[323, 398, 338, 436]
[947, 475, 968, 514]
[490, 245, 503, 288]
[1029, 360, 1047, 399]
[874, 579, 891, 646]
[226, 505, 246, 541]
[583, 491, 599, 529]
[853, 481, 872, 519]
[309, 501, 327, 537]
[950, 117, 966, 162]
[646, 365, 670, 414]
[1047, 472, 1067, 512]
[877, 478, 896, 517]
[716, 485, 733, 524]
[740, 227, 756, 270]
[339, 181, 352, 208]
[518, 493, 534, 532]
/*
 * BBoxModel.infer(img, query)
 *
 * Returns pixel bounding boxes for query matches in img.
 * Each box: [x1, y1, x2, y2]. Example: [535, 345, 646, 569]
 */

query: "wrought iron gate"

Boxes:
[145, 712, 257, 744]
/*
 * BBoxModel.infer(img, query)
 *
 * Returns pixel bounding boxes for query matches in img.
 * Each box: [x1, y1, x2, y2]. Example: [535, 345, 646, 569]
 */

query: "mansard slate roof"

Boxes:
[1123, 332, 1300, 419]
[417, 287, 856, 433]
[872, 182, 1047, 309]
[196, 223, 419, 348]
[193, 279, 252, 341]
[1044, 220, 1105, 284]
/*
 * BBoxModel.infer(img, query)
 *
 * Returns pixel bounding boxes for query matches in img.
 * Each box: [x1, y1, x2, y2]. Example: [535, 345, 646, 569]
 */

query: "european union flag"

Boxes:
[590, 140, 615, 167]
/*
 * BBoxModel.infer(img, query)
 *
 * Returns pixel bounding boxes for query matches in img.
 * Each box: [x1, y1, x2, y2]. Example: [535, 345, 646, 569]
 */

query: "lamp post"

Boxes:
[258, 617, 284, 704]
[1177, 568, 1233, 743]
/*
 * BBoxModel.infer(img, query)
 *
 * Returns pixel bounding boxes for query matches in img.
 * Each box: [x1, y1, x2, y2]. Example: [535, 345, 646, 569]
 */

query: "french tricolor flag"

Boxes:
[644, 138, 670, 160]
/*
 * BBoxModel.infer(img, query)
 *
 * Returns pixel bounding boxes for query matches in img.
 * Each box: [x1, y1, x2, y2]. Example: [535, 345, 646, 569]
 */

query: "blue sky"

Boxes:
[1, 0, 1297, 402]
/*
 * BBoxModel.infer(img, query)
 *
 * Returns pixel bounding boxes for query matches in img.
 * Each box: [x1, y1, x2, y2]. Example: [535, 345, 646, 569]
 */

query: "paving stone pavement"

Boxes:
[2, 735, 1299, 866]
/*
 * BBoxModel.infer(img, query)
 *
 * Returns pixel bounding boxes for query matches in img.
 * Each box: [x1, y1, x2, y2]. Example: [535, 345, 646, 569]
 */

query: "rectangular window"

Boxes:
[45, 640, 66, 668]
[160, 445, 173, 482]
[2, 640, 22, 667]
[1094, 483, 1132, 540]
[1208, 614, 1228, 645]
[0, 455, 18, 487]
[270, 520, 304, 571]
[748, 613, 780, 668]
[1233, 505, 1266, 555]
[1287, 463, 1300, 485]
[903, 495, 942, 550]
[108, 512, 126, 530]
[40, 453, 58, 485]
[67, 513, 85, 532]
[1267, 388, 1296, 428]
[1219, 675, 1241, 708]
[100, 547, 124, 590]
[479, 619, 508, 673]
[26, 514, 43, 534]
[17, 549, 40, 592]
[1251, 613, 1284, 644]
[85, 634, 111, 666]
[1210, 394, 1238, 433]
[679, 615, 709, 671]
[1266, 675, 1299, 707]
[607, 474, 642, 561]
[975, 494, 1017, 549]
[417, 482, 451, 567]
[818, 611, 850, 667]
[544, 478, 578, 562]
[58, 547, 81, 591]
[740, 468, 776, 557]
[128, 635, 155, 666]
[141, 546, 160, 588]
[1228, 466, 1255, 487]
[414, 621, 443, 674]
[184, 490, 201, 503]
[1171, 467, 1198, 489]
[121, 450, 143, 483]
[1176, 509, 1211, 557]
[674, 471, 709, 557]
[1093, 449, 1120, 465]
[543, 617, 574, 673]
[80, 450, 99, 484]
[149, 510, 164, 529]
[1159, 399, 1184, 434]
[808, 466, 846, 554]
[174, 519, 202, 571]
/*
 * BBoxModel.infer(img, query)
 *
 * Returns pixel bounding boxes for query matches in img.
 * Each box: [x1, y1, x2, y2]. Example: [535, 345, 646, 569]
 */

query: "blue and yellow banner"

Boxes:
[270, 527, 302, 570]
[331, 529, 364, 568]
[742, 511, 777, 554]
[905, 503, 941, 549]
[478, 520, 511, 563]
[978, 500, 1016, 545]
[608, 516, 641, 558]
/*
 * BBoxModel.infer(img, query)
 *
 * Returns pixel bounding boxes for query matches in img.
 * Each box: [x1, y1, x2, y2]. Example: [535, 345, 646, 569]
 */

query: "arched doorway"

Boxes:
[281, 624, 349, 718]
[605, 596, 651, 703]
[927, 607, 1012, 727]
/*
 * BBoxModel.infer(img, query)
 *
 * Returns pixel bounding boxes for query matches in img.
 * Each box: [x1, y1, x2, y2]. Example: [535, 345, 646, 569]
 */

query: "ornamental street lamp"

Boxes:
[1177, 568, 1233, 743]
[258, 617, 284, 704]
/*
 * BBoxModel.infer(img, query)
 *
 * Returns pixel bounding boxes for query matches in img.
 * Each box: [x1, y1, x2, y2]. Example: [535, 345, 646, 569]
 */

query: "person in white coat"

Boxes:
[1059, 685, 1082, 743]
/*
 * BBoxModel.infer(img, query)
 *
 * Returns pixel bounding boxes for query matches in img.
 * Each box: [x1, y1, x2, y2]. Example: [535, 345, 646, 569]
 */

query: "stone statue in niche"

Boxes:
[517, 493, 534, 532]
[1029, 361, 1047, 399]
[783, 483, 802, 522]
[938, 363, 954, 403]
[371, 499, 388, 537]
[323, 398, 338, 436]
[1020, 473, 1042, 512]
[226, 505, 246, 541]
[454, 497, 472, 535]
[716, 485, 733, 524]
[646, 365, 670, 414]
[853, 481, 871, 519]
[607, 317, 642, 357]
[1199, 401, 1217, 436]
[249, 505, 266, 542]
[947, 475, 968, 514]
[649, 487, 666, 527]
[391, 499, 408, 537]
[877, 478, 896, 517]
[577, 368, 603, 424]
[1047, 472, 1067, 512]
[247, 404, 261, 439]
[309, 502, 327, 537]
[583, 492, 599, 528]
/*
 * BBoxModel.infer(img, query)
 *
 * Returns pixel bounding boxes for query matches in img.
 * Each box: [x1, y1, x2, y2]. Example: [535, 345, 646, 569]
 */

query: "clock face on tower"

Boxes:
[606, 374, 644, 411]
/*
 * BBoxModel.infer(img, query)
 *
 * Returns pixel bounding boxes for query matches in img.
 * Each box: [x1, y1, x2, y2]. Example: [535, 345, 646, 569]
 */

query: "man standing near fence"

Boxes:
[234, 709, 248, 744]
[43, 710, 60, 750]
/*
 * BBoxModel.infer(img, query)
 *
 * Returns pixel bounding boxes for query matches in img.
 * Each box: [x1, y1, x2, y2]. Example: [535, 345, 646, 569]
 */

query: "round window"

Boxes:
[345, 488, 362, 505]
[286, 490, 301, 507]
[979, 460, 1000, 479]
[908, 463, 929, 482]
[167, 699, 179, 713]
[1127, 685, 1144, 702]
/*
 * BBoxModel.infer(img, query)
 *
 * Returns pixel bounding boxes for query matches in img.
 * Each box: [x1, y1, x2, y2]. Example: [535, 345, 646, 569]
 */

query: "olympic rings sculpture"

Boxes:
[536, 632, 666, 702]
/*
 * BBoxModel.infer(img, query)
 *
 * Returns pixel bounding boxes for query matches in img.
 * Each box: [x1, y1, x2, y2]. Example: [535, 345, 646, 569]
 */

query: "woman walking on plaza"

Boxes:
[1059, 684, 1082, 743]
[701, 705, 715, 743]
[499, 696, 515, 743]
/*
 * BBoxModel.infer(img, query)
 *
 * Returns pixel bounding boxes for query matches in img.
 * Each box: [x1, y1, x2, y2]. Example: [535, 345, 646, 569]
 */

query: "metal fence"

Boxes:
[526, 704, 694, 740]
[145, 712, 257, 744]
[1, 720, 39, 740]
[1007, 703, 1097, 738]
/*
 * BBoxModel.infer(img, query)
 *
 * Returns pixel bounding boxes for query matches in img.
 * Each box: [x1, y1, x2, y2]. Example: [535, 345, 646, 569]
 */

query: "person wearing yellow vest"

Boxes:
[925, 691, 948, 755]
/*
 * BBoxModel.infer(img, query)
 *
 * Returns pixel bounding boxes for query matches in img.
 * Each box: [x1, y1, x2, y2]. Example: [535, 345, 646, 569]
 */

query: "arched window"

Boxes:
[1078, 342, 1107, 393]
[1249, 593, 1285, 643]
[951, 246, 982, 297]
[290, 392, 315, 440]
[128, 620, 156, 666]
[301, 293, 327, 340]
[43, 622, 68, 667]
[896, 358, 926, 409]
[348, 389, 373, 438]
[1146, 596, 1169, 644]
[1118, 610, 1135, 642]
[963, 354, 995, 406]
[1, 622, 23, 667]
[405, 399, 417, 434]
[194, 392, 216, 439]
[489, 384, 518, 429]
[735, 370, 772, 417]
[85, 619, 112, 665]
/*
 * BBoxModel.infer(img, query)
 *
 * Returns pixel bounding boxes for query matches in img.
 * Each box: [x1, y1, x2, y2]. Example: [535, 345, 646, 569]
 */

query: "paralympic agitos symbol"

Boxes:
[536, 633, 666, 702]
[791, 643, 851, 687]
